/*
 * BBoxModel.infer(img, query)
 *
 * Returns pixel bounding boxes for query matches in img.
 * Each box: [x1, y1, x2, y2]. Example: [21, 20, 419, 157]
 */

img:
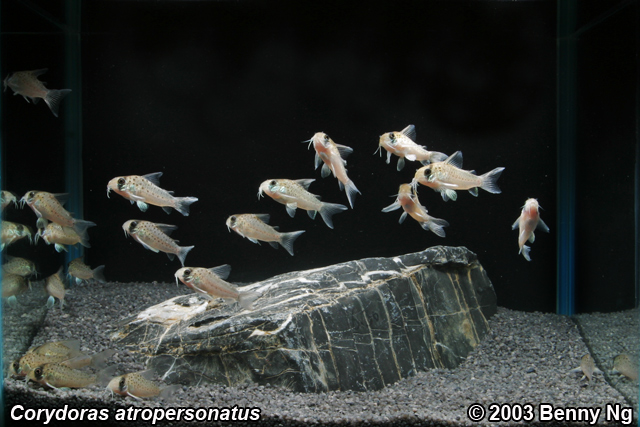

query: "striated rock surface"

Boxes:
[112, 246, 497, 392]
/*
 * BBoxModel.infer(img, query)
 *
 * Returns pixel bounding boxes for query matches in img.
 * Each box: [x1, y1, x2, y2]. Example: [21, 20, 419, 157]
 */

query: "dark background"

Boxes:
[1, 1, 636, 313]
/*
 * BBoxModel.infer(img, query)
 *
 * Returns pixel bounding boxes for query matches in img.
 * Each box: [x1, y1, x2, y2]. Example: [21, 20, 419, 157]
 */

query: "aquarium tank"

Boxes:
[0, 1, 637, 426]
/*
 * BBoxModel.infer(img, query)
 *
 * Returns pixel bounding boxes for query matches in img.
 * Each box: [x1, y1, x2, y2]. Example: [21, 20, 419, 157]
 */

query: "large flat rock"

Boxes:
[112, 246, 497, 392]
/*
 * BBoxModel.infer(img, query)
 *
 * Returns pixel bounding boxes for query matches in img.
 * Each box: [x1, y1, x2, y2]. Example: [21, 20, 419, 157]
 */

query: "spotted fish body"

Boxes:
[307, 132, 361, 208]
[2, 274, 29, 306]
[1, 191, 18, 211]
[1, 220, 33, 251]
[20, 191, 96, 237]
[45, 268, 66, 309]
[68, 257, 106, 284]
[613, 354, 638, 381]
[122, 220, 193, 266]
[28, 363, 103, 389]
[107, 172, 198, 216]
[412, 165, 458, 202]
[106, 370, 179, 400]
[175, 266, 260, 310]
[382, 184, 449, 237]
[2, 256, 37, 277]
[377, 125, 447, 171]
[38, 222, 89, 253]
[258, 178, 347, 229]
[3, 69, 72, 117]
[226, 214, 305, 256]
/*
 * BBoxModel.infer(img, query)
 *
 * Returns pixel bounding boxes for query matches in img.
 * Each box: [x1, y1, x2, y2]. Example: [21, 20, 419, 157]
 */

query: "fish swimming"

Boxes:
[612, 354, 638, 381]
[3, 69, 72, 117]
[258, 178, 347, 229]
[175, 266, 260, 310]
[571, 354, 602, 381]
[20, 191, 96, 234]
[68, 257, 106, 284]
[2, 273, 29, 307]
[226, 214, 305, 256]
[382, 184, 449, 237]
[107, 172, 198, 216]
[37, 222, 91, 253]
[1, 191, 18, 211]
[412, 165, 458, 202]
[106, 370, 180, 401]
[511, 198, 550, 261]
[28, 363, 115, 389]
[45, 267, 66, 309]
[2, 256, 37, 277]
[414, 151, 505, 197]
[122, 220, 194, 266]
[376, 125, 447, 171]
[305, 132, 361, 208]
[1, 220, 33, 251]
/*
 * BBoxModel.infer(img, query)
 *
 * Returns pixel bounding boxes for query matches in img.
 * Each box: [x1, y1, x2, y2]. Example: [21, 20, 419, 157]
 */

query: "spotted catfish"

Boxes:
[45, 267, 67, 310]
[107, 172, 198, 216]
[122, 220, 194, 266]
[226, 214, 305, 256]
[1, 221, 33, 251]
[376, 125, 447, 171]
[68, 257, 106, 284]
[382, 184, 449, 237]
[1, 191, 18, 211]
[28, 363, 116, 389]
[37, 222, 91, 253]
[258, 179, 347, 229]
[20, 191, 96, 234]
[3, 69, 72, 117]
[106, 370, 180, 401]
[2, 256, 37, 277]
[2, 273, 29, 307]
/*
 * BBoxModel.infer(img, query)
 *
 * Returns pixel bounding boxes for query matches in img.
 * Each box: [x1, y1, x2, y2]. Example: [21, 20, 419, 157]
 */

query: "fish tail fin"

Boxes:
[344, 180, 361, 209]
[92, 265, 107, 283]
[421, 217, 449, 237]
[159, 385, 182, 402]
[177, 245, 194, 266]
[279, 230, 305, 256]
[480, 167, 505, 194]
[238, 291, 261, 310]
[520, 245, 532, 261]
[44, 88, 72, 117]
[175, 197, 199, 216]
[319, 202, 348, 229]
[89, 349, 116, 369]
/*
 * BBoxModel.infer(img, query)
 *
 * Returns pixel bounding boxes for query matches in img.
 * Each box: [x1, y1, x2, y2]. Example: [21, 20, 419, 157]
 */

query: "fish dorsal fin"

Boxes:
[154, 223, 178, 236]
[336, 144, 353, 159]
[143, 172, 163, 186]
[30, 69, 48, 77]
[444, 151, 463, 168]
[400, 124, 416, 141]
[209, 264, 231, 280]
[295, 179, 315, 190]
[53, 193, 69, 205]
[254, 214, 270, 224]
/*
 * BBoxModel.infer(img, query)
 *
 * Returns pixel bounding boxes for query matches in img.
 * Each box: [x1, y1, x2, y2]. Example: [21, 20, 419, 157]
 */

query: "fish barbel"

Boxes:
[107, 172, 198, 216]
[226, 214, 305, 256]
[4, 68, 72, 117]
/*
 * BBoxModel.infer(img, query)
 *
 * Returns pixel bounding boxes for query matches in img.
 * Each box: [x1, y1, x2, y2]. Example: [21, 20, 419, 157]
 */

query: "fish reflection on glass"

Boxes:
[258, 178, 347, 229]
[3, 69, 72, 117]
[37, 222, 92, 253]
[2, 256, 37, 277]
[28, 363, 115, 389]
[68, 257, 106, 284]
[122, 220, 194, 266]
[2, 273, 29, 307]
[376, 125, 447, 171]
[414, 151, 504, 198]
[20, 191, 96, 234]
[45, 267, 67, 310]
[612, 354, 638, 381]
[382, 184, 449, 237]
[107, 172, 198, 216]
[511, 198, 549, 261]
[1, 220, 33, 251]
[175, 266, 260, 310]
[106, 370, 180, 401]
[306, 132, 361, 208]
[1, 191, 18, 211]
[226, 214, 305, 256]
[571, 354, 602, 381]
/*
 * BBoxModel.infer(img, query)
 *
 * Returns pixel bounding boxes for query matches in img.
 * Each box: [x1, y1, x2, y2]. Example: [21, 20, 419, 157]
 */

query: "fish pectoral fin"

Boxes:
[248, 238, 260, 245]
[336, 144, 353, 158]
[511, 218, 520, 230]
[285, 203, 298, 218]
[314, 153, 322, 170]
[398, 212, 407, 224]
[321, 163, 332, 178]
[136, 201, 149, 212]
[537, 218, 550, 233]
[54, 244, 68, 253]
[126, 391, 143, 401]
[405, 154, 417, 161]
[381, 201, 401, 213]
[396, 157, 405, 171]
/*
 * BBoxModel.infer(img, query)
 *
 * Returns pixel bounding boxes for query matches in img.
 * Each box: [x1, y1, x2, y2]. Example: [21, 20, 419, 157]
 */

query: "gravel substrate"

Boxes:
[3, 280, 637, 427]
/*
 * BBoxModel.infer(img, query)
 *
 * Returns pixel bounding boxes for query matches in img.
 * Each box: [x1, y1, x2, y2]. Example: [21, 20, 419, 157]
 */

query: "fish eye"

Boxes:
[28, 191, 36, 199]
[119, 376, 127, 391]
[16, 224, 23, 232]
[323, 134, 330, 143]
[269, 180, 277, 186]
[128, 221, 138, 232]
[423, 168, 431, 177]
[12, 361, 20, 372]
[34, 368, 43, 378]
[183, 269, 191, 278]
[117, 177, 126, 189]
[388, 133, 396, 144]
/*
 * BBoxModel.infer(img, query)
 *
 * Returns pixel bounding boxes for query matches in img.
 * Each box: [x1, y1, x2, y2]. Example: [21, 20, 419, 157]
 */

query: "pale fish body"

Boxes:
[10, 353, 72, 379]
[106, 370, 180, 400]
[37, 222, 90, 253]
[307, 132, 361, 208]
[226, 214, 305, 256]
[382, 184, 449, 237]
[412, 165, 458, 202]
[2, 273, 29, 307]
[571, 354, 602, 381]
[107, 173, 198, 216]
[1, 191, 18, 211]
[420, 151, 505, 196]
[175, 266, 260, 310]
[122, 220, 193, 266]
[258, 178, 347, 229]
[377, 125, 447, 171]
[28, 363, 114, 389]
[11, 345, 115, 379]
[20, 191, 96, 235]
[45, 267, 66, 309]
[29, 340, 81, 358]
[612, 354, 638, 381]
[68, 257, 106, 284]
[3, 256, 37, 277]
[511, 198, 549, 261]
[1, 220, 33, 251]
[3, 69, 72, 117]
